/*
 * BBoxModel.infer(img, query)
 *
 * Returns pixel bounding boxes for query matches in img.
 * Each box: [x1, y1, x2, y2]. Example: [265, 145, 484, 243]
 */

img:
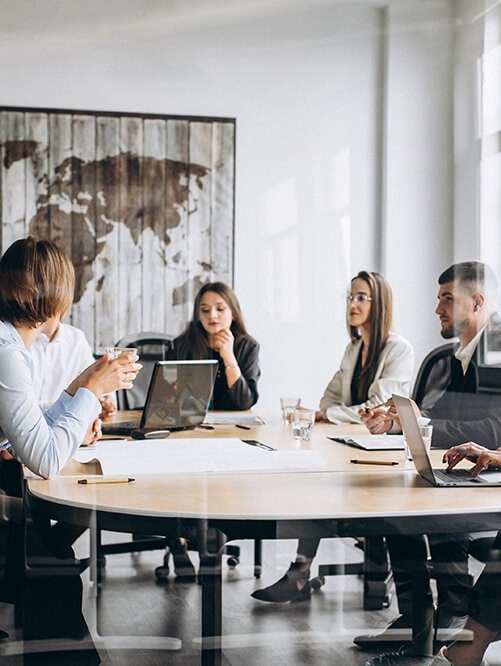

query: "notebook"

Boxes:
[327, 434, 405, 451]
[102, 359, 218, 438]
[393, 394, 501, 487]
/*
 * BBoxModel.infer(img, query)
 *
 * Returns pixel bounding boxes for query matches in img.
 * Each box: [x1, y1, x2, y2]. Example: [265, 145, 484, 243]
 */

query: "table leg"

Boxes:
[197, 522, 224, 666]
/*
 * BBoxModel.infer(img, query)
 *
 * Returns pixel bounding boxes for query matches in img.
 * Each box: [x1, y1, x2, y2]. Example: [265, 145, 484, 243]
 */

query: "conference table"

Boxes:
[26, 412, 501, 665]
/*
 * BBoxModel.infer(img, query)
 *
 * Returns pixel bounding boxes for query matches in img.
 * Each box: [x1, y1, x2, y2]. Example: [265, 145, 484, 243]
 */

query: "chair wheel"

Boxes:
[227, 556, 239, 568]
[310, 576, 325, 591]
[155, 565, 170, 581]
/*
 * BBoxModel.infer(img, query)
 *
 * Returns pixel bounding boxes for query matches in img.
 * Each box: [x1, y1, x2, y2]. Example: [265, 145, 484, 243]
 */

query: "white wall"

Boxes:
[0, 0, 475, 411]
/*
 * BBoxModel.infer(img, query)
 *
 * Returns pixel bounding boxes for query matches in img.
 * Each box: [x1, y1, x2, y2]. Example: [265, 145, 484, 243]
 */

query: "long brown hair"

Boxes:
[348, 271, 393, 401]
[176, 282, 249, 359]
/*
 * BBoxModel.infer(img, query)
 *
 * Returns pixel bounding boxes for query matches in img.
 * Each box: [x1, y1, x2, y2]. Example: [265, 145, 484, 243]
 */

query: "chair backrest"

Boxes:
[115, 332, 173, 410]
[411, 342, 456, 410]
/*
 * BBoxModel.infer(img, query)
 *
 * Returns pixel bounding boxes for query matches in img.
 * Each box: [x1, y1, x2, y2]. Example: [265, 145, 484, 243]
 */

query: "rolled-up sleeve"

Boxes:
[0, 344, 100, 479]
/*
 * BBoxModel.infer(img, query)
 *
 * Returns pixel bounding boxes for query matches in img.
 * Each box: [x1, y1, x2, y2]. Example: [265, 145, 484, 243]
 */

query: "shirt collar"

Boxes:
[455, 324, 487, 374]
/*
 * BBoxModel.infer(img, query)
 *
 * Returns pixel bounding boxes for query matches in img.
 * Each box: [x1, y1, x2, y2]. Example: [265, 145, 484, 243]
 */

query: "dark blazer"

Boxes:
[170, 334, 260, 411]
[419, 314, 501, 449]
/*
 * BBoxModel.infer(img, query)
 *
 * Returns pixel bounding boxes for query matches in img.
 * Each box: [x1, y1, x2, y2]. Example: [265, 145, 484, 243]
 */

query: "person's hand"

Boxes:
[315, 410, 326, 422]
[359, 406, 393, 434]
[66, 351, 142, 400]
[99, 395, 116, 418]
[81, 418, 102, 446]
[442, 442, 501, 477]
[212, 328, 237, 367]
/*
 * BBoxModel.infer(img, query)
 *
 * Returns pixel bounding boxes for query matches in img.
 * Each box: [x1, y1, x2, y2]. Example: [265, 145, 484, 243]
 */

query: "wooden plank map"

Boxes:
[0, 107, 235, 351]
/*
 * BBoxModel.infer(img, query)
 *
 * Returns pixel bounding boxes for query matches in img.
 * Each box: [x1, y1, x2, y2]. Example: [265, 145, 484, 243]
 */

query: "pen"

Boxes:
[198, 424, 215, 430]
[77, 477, 136, 485]
[350, 459, 398, 466]
[242, 439, 277, 451]
[364, 401, 389, 413]
[235, 424, 251, 430]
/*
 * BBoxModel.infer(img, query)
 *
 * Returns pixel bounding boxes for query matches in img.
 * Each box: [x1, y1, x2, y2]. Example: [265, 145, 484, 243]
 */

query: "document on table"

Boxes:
[327, 434, 405, 451]
[73, 438, 325, 475]
[203, 412, 265, 425]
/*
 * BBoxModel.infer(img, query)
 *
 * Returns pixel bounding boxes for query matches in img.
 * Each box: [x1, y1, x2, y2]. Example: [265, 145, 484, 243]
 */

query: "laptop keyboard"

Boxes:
[434, 468, 477, 484]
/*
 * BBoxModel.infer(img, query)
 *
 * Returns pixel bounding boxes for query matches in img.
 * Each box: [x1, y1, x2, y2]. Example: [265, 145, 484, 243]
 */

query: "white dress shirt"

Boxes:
[0, 321, 100, 479]
[31, 323, 95, 410]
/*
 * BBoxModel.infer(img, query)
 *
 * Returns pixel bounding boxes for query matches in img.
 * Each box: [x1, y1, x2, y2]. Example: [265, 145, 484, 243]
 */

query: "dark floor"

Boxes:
[1, 536, 500, 665]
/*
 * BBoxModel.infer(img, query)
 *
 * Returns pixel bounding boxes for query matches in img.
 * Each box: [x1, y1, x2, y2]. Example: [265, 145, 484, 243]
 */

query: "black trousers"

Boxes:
[386, 533, 472, 621]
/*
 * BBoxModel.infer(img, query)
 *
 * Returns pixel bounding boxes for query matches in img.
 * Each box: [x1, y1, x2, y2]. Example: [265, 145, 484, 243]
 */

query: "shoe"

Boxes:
[355, 616, 413, 648]
[251, 562, 311, 603]
[355, 612, 473, 650]
[171, 542, 196, 582]
[363, 648, 425, 665]
[429, 645, 489, 666]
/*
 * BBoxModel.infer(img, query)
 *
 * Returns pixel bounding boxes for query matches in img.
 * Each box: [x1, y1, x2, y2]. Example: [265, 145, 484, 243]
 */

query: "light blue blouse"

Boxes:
[0, 320, 100, 479]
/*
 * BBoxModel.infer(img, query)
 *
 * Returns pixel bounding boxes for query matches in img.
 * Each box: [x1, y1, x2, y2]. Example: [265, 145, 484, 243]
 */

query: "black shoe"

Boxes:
[363, 645, 429, 666]
[251, 562, 311, 603]
[171, 543, 196, 582]
[354, 616, 413, 648]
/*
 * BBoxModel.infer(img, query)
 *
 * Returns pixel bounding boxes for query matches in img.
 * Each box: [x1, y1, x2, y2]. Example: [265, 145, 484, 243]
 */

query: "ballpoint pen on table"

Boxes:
[241, 439, 277, 451]
[77, 477, 136, 484]
[235, 424, 251, 430]
[350, 460, 398, 466]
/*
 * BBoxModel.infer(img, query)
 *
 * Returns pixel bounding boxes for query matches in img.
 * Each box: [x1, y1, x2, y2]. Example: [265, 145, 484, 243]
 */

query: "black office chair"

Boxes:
[114, 331, 173, 410]
[308, 345, 459, 610]
[97, 333, 174, 572]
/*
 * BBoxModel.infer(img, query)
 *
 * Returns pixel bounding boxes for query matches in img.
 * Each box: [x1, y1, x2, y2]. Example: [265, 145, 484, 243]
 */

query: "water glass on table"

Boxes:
[291, 408, 315, 442]
[280, 397, 301, 424]
[404, 424, 433, 461]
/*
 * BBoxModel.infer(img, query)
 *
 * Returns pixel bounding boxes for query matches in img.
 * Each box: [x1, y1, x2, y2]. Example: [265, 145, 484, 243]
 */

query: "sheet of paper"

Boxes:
[203, 412, 265, 425]
[73, 438, 324, 475]
[327, 434, 405, 451]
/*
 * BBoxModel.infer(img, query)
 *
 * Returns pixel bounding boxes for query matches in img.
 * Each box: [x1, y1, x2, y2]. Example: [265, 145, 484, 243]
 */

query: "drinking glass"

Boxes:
[280, 397, 301, 424]
[404, 424, 433, 461]
[105, 346, 138, 359]
[291, 408, 315, 442]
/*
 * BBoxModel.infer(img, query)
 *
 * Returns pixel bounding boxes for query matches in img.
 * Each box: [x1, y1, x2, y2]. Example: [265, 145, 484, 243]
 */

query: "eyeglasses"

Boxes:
[346, 294, 372, 305]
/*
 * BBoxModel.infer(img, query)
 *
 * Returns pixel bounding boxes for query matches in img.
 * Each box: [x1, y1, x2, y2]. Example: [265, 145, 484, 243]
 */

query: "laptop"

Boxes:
[102, 359, 218, 438]
[393, 394, 501, 486]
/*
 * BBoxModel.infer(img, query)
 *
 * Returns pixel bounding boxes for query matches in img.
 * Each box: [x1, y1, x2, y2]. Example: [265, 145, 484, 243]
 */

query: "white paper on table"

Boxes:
[203, 413, 265, 425]
[73, 438, 325, 475]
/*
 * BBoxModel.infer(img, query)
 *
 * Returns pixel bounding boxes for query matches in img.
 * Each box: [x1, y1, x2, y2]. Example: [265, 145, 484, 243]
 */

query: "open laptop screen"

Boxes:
[141, 360, 217, 430]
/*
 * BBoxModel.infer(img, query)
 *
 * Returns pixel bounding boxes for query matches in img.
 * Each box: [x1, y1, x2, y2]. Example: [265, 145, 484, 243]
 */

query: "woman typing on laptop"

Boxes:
[252, 270, 414, 603]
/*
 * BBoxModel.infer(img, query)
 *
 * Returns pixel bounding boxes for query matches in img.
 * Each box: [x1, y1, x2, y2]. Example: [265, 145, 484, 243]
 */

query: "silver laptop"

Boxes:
[102, 360, 217, 438]
[393, 394, 501, 487]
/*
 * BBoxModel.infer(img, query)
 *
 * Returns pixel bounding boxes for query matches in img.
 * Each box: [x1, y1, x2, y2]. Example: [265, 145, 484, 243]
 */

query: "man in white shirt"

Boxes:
[31, 321, 116, 444]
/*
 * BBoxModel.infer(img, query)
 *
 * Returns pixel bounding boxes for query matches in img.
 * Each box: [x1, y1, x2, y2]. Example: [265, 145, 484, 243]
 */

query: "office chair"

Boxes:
[308, 345, 459, 610]
[101, 332, 248, 580]
[97, 333, 174, 573]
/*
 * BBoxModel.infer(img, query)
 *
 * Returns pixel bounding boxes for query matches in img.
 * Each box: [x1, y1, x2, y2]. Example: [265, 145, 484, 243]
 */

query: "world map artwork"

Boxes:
[0, 110, 235, 349]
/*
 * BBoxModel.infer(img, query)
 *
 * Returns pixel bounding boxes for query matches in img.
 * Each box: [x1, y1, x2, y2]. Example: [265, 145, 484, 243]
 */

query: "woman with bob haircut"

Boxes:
[171, 281, 260, 410]
[252, 270, 414, 603]
[0, 237, 141, 480]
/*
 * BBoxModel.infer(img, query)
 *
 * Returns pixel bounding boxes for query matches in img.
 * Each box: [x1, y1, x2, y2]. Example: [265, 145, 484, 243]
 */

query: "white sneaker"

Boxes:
[429, 645, 489, 666]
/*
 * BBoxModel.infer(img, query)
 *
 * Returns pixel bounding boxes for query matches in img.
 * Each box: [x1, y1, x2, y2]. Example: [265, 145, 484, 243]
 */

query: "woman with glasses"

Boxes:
[316, 270, 414, 424]
[252, 270, 413, 603]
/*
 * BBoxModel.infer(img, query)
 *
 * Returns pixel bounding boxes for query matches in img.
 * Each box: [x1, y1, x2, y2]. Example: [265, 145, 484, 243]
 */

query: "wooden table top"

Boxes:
[27, 412, 501, 525]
